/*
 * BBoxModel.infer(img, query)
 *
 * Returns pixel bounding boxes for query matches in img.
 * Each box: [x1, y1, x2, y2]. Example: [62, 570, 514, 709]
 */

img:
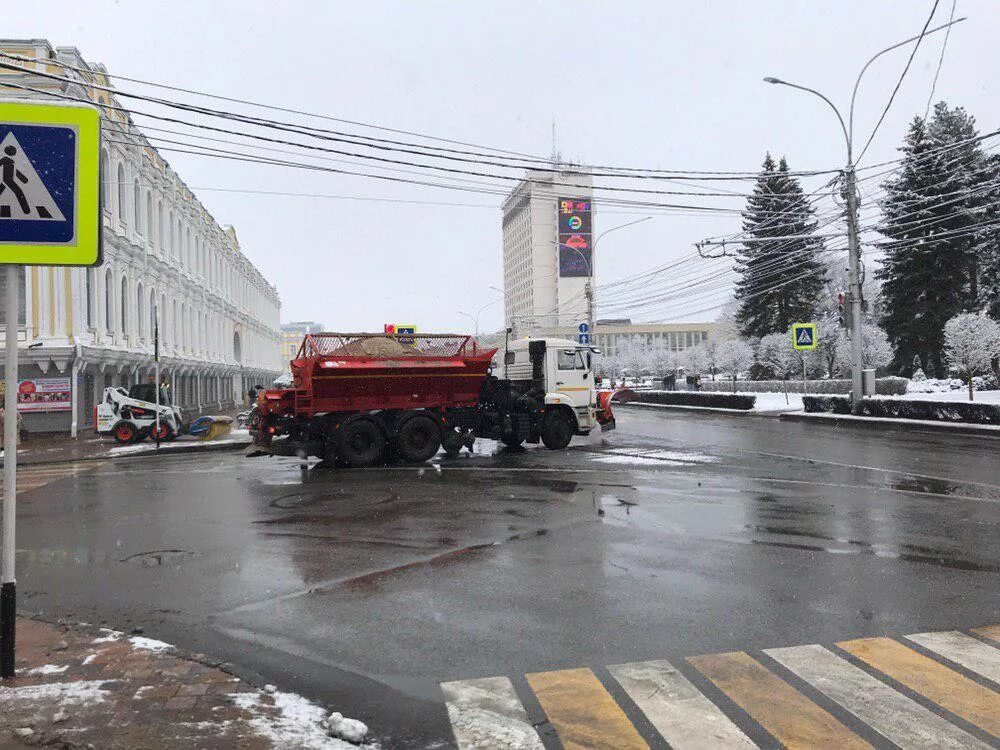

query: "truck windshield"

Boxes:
[557, 350, 587, 370]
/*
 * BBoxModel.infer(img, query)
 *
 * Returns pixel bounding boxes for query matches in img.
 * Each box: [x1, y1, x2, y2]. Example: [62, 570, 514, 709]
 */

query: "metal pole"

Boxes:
[154, 309, 160, 450]
[2, 264, 20, 678]
[844, 167, 865, 401]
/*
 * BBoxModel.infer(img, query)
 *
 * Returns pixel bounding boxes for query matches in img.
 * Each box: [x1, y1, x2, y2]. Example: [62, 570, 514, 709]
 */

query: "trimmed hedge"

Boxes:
[803, 395, 1000, 425]
[627, 390, 756, 410]
[700, 377, 908, 395]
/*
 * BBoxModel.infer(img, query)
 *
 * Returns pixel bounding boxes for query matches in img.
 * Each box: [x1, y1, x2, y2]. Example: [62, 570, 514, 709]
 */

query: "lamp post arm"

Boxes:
[766, 78, 850, 158]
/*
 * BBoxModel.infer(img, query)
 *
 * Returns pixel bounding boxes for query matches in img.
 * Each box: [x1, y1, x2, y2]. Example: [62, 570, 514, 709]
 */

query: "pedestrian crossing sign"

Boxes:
[0, 100, 101, 266]
[791, 322, 817, 350]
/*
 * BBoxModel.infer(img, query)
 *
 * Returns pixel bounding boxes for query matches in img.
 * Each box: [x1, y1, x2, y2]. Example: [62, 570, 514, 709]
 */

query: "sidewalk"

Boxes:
[1, 618, 371, 748]
[780, 410, 1000, 437]
[5, 429, 252, 466]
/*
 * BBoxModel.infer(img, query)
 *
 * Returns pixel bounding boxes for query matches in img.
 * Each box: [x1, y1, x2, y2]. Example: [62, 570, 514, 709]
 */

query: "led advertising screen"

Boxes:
[557, 196, 592, 277]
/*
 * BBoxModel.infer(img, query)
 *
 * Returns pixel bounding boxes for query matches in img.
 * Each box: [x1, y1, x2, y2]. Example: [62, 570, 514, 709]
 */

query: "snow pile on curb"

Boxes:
[232, 689, 371, 748]
[129, 635, 174, 652]
[1, 679, 112, 707]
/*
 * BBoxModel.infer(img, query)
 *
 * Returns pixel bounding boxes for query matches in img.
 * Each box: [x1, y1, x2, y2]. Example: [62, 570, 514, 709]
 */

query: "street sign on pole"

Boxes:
[0, 99, 101, 679]
[578, 322, 589, 345]
[791, 323, 818, 351]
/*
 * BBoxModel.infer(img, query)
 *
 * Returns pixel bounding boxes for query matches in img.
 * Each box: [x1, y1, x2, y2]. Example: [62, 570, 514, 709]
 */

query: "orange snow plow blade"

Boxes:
[596, 390, 618, 431]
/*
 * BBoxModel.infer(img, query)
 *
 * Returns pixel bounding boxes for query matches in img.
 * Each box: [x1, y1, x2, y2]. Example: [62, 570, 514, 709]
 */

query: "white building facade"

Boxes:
[0, 40, 282, 434]
[501, 170, 594, 335]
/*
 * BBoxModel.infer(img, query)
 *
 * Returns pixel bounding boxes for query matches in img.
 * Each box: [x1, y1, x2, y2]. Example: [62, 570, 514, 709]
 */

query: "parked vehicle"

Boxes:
[95, 383, 183, 444]
[249, 332, 615, 466]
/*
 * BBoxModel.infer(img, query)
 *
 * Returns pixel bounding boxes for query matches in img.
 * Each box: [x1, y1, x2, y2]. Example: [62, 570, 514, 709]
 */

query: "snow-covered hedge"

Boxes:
[701, 377, 907, 395]
[803, 395, 1000, 425]
[627, 390, 756, 410]
[906, 375, 999, 393]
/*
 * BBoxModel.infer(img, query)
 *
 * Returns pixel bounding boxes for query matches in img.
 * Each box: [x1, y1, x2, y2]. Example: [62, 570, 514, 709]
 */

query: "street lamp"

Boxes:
[457, 293, 504, 337]
[763, 17, 964, 402]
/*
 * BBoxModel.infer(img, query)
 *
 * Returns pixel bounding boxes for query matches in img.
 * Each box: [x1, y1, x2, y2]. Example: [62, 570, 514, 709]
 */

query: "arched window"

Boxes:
[104, 268, 114, 332]
[149, 289, 157, 341]
[100, 150, 110, 209]
[160, 293, 167, 344]
[158, 202, 164, 252]
[146, 192, 153, 245]
[117, 163, 127, 224]
[133, 179, 142, 234]
[136, 282, 144, 339]
[233, 331, 242, 363]
[85, 268, 94, 328]
[172, 299, 179, 347]
[120, 276, 129, 337]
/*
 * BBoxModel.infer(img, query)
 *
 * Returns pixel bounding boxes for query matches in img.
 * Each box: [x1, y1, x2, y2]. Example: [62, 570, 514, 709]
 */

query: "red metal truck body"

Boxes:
[258, 332, 497, 419]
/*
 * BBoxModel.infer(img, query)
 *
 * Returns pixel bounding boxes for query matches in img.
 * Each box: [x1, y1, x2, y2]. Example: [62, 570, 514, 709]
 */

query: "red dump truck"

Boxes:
[248, 331, 615, 466]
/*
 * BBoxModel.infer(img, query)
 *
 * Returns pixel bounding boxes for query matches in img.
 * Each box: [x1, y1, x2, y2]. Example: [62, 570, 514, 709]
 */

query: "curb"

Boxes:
[617, 401, 788, 418]
[7, 438, 251, 467]
[779, 411, 1000, 438]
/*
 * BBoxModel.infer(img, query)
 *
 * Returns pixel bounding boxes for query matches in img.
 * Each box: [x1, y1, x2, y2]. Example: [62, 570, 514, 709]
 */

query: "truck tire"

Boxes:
[540, 409, 575, 450]
[337, 418, 386, 468]
[150, 423, 173, 442]
[396, 413, 441, 463]
[441, 427, 464, 458]
[113, 421, 138, 444]
[501, 434, 524, 448]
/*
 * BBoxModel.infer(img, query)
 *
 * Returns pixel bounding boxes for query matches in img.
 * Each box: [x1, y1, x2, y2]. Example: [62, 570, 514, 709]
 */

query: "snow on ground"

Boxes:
[129, 636, 174, 652]
[232, 689, 369, 749]
[0, 679, 111, 707]
[751, 392, 804, 412]
[593, 448, 717, 466]
[108, 433, 251, 455]
[884, 389, 1000, 404]
[25, 664, 69, 675]
[91, 628, 124, 644]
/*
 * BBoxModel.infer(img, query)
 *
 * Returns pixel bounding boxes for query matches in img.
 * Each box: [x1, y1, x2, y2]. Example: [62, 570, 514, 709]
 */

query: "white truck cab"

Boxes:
[498, 337, 599, 436]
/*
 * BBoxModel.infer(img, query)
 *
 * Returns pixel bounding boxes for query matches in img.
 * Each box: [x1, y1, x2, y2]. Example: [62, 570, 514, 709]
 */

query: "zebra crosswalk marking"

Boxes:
[766, 644, 988, 749]
[607, 659, 755, 749]
[440, 676, 544, 750]
[905, 631, 1000, 686]
[971, 625, 1000, 644]
[442, 626, 1000, 749]
[688, 651, 871, 749]
[838, 637, 1000, 737]
[525, 667, 648, 750]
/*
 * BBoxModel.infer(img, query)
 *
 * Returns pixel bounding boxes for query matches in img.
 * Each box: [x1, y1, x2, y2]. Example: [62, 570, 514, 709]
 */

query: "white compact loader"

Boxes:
[95, 383, 183, 444]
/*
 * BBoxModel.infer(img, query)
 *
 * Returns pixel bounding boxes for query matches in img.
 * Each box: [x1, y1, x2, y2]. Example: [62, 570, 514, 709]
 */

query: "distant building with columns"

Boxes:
[0, 39, 282, 434]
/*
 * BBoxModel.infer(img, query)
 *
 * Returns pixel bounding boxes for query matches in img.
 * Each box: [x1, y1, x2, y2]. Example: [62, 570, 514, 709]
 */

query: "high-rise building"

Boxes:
[0, 39, 282, 434]
[280, 321, 325, 367]
[501, 170, 594, 335]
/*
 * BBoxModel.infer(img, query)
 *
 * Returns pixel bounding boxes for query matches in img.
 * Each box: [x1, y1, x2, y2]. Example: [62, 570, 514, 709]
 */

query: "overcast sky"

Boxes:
[8, 1, 999, 333]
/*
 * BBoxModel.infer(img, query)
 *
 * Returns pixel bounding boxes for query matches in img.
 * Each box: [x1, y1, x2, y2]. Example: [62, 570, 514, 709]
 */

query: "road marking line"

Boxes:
[767, 644, 988, 749]
[837, 637, 1000, 737]
[525, 667, 648, 750]
[688, 651, 871, 749]
[608, 659, 757, 749]
[905, 631, 1000, 686]
[440, 676, 544, 750]
[971, 625, 1000, 644]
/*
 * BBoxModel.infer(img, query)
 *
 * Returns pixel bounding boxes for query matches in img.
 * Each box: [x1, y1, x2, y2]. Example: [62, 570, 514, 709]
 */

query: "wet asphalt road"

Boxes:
[12, 406, 1000, 747]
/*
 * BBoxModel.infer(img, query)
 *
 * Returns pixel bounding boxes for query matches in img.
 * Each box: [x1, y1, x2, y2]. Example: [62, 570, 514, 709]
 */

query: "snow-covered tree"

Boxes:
[943, 313, 1000, 400]
[734, 155, 826, 339]
[814, 321, 843, 378]
[877, 104, 990, 374]
[716, 339, 754, 392]
[835, 323, 894, 374]
[684, 343, 709, 376]
[756, 333, 793, 379]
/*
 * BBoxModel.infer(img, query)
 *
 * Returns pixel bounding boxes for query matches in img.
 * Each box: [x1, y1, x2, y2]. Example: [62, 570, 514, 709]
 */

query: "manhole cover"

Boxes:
[120, 549, 200, 567]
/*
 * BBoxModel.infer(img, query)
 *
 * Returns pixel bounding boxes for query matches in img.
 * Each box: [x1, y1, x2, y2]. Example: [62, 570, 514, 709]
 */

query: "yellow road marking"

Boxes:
[688, 651, 871, 749]
[971, 625, 1000, 644]
[525, 667, 648, 750]
[838, 637, 1000, 737]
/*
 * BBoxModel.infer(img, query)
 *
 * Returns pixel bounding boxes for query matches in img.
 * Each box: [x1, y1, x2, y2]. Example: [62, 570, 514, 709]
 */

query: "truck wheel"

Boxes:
[501, 434, 524, 448]
[540, 410, 575, 450]
[151, 423, 173, 442]
[113, 421, 138, 444]
[337, 418, 386, 468]
[441, 428, 463, 458]
[396, 414, 441, 463]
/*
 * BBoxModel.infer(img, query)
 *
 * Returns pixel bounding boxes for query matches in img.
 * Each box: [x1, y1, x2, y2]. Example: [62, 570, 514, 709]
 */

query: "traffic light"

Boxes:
[837, 292, 846, 328]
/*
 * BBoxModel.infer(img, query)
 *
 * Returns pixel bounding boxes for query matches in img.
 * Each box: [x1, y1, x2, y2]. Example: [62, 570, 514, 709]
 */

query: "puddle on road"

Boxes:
[120, 549, 200, 567]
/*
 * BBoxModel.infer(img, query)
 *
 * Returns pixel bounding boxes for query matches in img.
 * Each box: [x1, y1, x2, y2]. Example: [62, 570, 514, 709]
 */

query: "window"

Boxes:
[105, 269, 114, 331]
[136, 283, 144, 339]
[100, 150, 110, 209]
[157, 202, 164, 251]
[149, 288, 156, 341]
[85, 268, 94, 328]
[120, 276, 129, 336]
[133, 180, 142, 234]
[117, 164, 127, 224]
[557, 350, 586, 370]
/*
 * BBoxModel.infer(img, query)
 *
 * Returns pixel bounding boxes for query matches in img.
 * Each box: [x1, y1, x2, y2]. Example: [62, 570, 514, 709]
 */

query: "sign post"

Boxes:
[0, 99, 101, 678]
[577, 322, 590, 345]
[791, 323, 818, 396]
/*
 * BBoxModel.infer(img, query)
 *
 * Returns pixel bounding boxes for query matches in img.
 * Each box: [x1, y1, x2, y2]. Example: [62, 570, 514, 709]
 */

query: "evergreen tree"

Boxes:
[978, 153, 1000, 319]
[734, 155, 826, 339]
[876, 103, 988, 375]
